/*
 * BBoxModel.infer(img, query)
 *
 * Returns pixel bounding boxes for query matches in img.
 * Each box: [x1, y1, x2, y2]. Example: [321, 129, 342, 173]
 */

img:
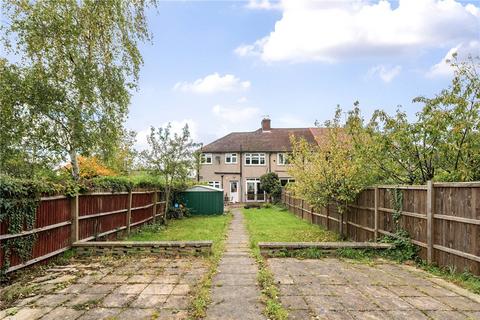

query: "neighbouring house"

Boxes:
[199, 118, 325, 203]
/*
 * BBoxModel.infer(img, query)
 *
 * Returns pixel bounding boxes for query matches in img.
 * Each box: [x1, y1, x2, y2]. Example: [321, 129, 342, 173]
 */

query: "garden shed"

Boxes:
[180, 185, 224, 215]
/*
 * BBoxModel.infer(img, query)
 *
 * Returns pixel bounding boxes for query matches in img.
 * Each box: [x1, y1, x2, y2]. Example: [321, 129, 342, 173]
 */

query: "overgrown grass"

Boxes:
[419, 263, 480, 295]
[243, 205, 339, 244]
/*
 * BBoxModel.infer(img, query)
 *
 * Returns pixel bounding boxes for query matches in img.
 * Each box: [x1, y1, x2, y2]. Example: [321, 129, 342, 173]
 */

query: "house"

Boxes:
[199, 118, 325, 202]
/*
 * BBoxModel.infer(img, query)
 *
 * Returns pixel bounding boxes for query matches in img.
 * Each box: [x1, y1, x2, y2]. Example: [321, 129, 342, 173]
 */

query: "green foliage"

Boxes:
[288, 106, 376, 236]
[141, 123, 200, 220]
[260, 172, 282, 203]
[346, 56, 480, 184]
[0, 176, 48, 276]
[380, 230, 419, 263]
[1, 0, 155, 180]
[419, 263, 480, 295]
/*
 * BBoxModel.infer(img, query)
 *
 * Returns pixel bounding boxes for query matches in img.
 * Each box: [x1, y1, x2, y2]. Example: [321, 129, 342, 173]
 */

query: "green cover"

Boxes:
[180, 191, 224, 215]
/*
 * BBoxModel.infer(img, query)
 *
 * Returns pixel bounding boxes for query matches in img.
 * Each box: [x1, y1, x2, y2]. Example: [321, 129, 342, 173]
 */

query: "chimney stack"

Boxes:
[261, 117, 271, 131]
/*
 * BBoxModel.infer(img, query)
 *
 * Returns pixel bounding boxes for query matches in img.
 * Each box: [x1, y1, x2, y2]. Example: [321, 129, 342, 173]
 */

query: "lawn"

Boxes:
[243, 205, 339, 244]
[126, 214, 231, 244]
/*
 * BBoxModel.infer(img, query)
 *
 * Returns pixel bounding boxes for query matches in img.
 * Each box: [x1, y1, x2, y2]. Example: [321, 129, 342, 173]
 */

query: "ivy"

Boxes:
[380, 188, 418, 262]
[391, 188, 403, 229]
[0, 176, 42, 277]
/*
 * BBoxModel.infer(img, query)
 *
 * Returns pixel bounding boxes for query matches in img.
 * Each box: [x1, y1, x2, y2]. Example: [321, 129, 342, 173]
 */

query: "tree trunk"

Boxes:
[164, 186, 171, 225]
[69, 149, 80, 181]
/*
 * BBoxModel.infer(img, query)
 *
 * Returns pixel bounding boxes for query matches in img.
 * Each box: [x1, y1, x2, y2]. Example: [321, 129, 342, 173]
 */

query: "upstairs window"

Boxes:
[201, 153, 212, 164]
[245, 153, 266, 165]
[225, 153, 238, 164]
[277, 153, 290, 165]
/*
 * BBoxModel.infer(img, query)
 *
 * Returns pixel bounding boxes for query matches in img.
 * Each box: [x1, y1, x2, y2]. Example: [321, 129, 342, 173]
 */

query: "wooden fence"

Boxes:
[282, 181, 480, 275]
[0, 190, 166, 273]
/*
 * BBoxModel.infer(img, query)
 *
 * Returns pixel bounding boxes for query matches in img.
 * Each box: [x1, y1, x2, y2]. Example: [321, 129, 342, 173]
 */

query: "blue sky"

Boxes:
[125, 0, 480, 149]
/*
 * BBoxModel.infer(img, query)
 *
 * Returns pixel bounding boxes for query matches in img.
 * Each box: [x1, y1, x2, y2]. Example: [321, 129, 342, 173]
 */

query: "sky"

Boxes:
[124, 0, 480, 149]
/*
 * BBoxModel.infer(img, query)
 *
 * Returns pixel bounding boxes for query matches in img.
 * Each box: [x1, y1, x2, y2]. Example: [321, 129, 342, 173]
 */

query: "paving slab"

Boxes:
[0, 256, 208, 320]
[206, 208, 265, 320]
[268, 257, 480, 319]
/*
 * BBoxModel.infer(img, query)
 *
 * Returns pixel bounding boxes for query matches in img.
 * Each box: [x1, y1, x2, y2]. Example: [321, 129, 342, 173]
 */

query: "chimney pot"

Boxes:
[261, 118, 271, 131]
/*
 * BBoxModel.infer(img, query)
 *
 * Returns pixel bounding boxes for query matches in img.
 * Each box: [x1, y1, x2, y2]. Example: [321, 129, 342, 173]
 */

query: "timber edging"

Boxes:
[72, 240, 213, 257]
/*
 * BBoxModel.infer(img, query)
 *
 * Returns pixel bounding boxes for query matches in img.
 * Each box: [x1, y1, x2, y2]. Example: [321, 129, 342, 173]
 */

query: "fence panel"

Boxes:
[1, 190, 165, 273]
[282, 182, 480, 275]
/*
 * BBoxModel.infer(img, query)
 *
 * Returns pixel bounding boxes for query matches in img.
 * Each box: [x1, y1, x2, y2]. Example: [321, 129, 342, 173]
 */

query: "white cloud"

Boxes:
[246, 0, 281, 10]
[367, 65, 402, 83]
[236, 0, 480, 63]
[173, 73, 250, 94]
[212, 104, 261, 124]
[135, 119, 198, 151]
[427, 41, 480, 78]
[237, 96, 248, 103]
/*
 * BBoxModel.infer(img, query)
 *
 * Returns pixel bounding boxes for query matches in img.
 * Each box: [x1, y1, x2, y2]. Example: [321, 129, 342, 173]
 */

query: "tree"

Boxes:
[141, 124, 199, 222]
[0, 59, 62, 178]
[347, 55, 480, 184]
[260, 172, 282, 203]
[1, 0, 156, 180]
[289, 107, 376, 236]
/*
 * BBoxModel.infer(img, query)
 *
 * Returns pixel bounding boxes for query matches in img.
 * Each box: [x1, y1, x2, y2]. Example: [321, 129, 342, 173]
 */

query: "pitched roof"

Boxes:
[201, 127, 324, 153]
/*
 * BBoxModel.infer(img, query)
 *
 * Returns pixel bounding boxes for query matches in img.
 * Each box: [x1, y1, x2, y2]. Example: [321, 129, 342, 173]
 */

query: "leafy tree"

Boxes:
[141, 124, 199, 222]
[192, 143, 204, 182]
[1, 0, 156, 180]
[289, 107, 376, 236]
[260, 172, 282, 203]
[347, 55, 480, 184]
[0, 59, 61, 178]
[100, 129, 138, 175]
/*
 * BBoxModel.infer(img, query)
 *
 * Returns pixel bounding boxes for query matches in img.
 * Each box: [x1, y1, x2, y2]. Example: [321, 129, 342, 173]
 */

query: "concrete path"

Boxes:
[206, 208, 265, 320]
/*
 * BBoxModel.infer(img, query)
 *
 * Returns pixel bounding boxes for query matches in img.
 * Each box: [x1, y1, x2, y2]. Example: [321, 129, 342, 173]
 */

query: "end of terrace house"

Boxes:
[198, 117, 326, 203]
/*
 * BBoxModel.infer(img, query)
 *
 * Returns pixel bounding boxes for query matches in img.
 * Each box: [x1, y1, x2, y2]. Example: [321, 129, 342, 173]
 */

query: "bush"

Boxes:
[260, 172, 282, 203]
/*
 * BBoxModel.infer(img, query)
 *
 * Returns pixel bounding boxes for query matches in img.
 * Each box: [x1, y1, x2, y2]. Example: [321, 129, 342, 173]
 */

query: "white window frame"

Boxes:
[208, 181, 220, 189]
[225, 153, 238, 164]
[201, 153, 213, 164]
[244, 153, 266, 166]
[277, 153, 289, 166]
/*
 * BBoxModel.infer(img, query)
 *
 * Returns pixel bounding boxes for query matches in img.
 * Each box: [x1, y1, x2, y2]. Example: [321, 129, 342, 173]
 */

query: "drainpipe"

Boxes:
[239, 144, 243, 202]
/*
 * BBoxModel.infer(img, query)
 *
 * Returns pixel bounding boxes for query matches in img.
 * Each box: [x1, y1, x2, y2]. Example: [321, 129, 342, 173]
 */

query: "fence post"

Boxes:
[70, 194, 79, 243]
[127, 190, 132, 234]
[427, 180, 434, 264]
[326, 205, 330, 230]
[152, 191, 158, 223]
[301, 199, 304, 220]
[374, 187, 379, 242]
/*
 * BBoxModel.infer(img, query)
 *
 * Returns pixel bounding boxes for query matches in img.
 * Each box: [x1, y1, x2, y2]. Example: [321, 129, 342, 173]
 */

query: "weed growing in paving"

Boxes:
[419, 263, 480, 295]
[251, 245, 288, 320]
[269, 248, 326, 259]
